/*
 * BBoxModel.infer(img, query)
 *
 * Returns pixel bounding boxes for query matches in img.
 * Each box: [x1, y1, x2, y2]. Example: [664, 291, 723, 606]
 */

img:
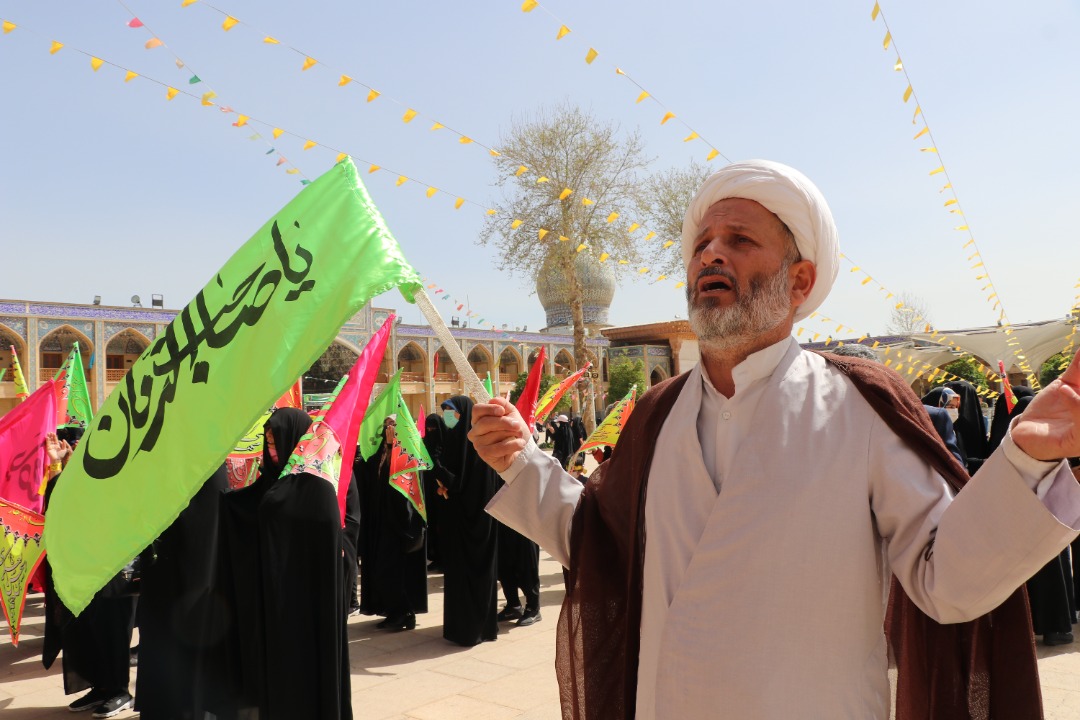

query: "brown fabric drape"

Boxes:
[556, 353, 1042, 719]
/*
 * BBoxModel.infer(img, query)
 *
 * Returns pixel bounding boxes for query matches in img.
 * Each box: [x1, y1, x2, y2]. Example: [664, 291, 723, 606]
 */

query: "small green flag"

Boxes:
[387, 393, 431, 522]
[46, 158, 422, 614]
[483, 371, 494, 396]
[54, 342, 93, 429]
[358, 369, 402, 462]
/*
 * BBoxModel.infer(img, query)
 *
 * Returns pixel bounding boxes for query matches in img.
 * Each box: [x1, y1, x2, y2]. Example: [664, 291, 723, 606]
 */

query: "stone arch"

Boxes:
[104, 328, 151, 381]
[397, 342, 427, 378]
[433, 345, 454, 379]
[39, 324, 94, 377]
[553, 349, 576, 375]
[0, 324, 27, 381]
[498, 347, 522, 380]
[467, 344, 493, 378]
[527, 348, 545, 374]
[304, 340, 361, 393]
[650, 365, 668, 386]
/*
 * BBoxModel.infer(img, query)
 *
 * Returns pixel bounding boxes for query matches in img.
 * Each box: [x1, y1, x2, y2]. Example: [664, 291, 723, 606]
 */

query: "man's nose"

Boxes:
[699, 238, 729, 267]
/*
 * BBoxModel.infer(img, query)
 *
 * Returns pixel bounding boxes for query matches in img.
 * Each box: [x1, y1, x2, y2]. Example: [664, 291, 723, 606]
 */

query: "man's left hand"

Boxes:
[1012, 349, 1080, 461]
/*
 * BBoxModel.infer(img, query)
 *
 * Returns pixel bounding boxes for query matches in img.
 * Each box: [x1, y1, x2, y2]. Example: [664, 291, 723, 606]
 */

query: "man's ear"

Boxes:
[789, 260, 816, 308]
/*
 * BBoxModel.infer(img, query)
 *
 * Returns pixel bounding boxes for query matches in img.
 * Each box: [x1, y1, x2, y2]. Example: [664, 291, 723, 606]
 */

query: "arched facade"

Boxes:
[39, 324, 94, 381]
[104, 328, 150, 383]
[397, 342, 427, 381]
[553, 349, 575, 375]
[468, 345, 493, 379]
[498, 347, 522, 383]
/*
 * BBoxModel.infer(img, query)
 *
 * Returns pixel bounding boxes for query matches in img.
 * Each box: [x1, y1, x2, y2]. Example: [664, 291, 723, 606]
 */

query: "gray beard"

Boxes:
[687, 266, 793, 351]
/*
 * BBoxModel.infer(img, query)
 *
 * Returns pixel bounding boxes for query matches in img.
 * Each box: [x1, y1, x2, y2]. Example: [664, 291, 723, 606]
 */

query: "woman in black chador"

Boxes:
[213, 408, 352, 719]
[432, 396, 500, 646]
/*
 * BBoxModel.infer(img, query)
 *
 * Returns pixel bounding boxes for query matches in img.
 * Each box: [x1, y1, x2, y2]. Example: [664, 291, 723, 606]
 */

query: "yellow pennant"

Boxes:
[674, 281, 685, 289]
[683, 132, 698, 142]
[894, 58, 903, 71]
[581, 198, 594, 206]
[656, 275, 667, 282]
[515, 165, 528, 176]
[235, 115, 249, 127]
[599, 253, 610, 262]
[606, 212, 619, 223]
[90, 57, 103, 71]
[538, 229, 548, 240]
[556, 25, 571, 40]
[272, 128, 284, 139]
[954, 225, 969, 231]
[636, 91, 650, 104]
[426, 187, 438, 199]
[882, 31, 891, 50]
[662, 240, 674, 248]
[286, 168, 300, 175]
[181, 0, 198, 6]
[943, 198, 957, 207]
[521, 0, 538, 11]
[536, 176, 550, 184]
[902, 85, 913, 102]
[369, 164, 380, 173]
[627, 223, 640, 233]
[912, 106, 922, 123]
[303, 140, 316, 151]
[559, 188, 573, 200]
[486, 208, 496, 215]
[402, 109, 417, 123]
[338, 75, 352, 86]
[366, 89, 380, 102]
[124, 70, 138, 82]
[145, 38, 163, 49]
[861, 276, 872, 285]
[797, 327, 805, 337]
[489, 149, 501, 157]
[336, 152, 348, 163]
[454, 198, 464, 209]
[430, 122, 444, 131]
[706, 148, 719, 161]
[638, 267, 648, 274]
[559, 235, 569, 242]
[395, 176, 407, 186]
[511, 219, 523, 229]
[644, 231, 656, 241]
[49, 40, 63, 54]
[222, 16, 239, 31]
[201, 91, 216, 106]
[585, 48, 598, 64]
[301, 57, 316, 71]
[919, 147, 937, 153]
[166, 86, 179, 100]
[263, 36, 280, 44]
[2, 20, 15, 33]
[615, 68, 625, 75]
[576, 244, 588, 252]
[929, 166, 945, 176]
[660, 111, 676, 125]
[913, 126, 929, 139]
[459, 136, 473, 144]
[938, 182, 952, 192]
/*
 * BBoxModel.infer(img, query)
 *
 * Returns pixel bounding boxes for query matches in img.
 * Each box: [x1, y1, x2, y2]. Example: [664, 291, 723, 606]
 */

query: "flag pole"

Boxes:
[413, 287, 491, 403]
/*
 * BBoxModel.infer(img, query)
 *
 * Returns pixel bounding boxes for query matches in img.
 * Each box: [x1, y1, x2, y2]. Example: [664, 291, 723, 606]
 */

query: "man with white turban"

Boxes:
[468, 160, 1080, 719]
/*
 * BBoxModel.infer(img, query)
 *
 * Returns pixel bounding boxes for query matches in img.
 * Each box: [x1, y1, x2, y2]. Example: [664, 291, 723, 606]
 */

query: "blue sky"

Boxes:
[2, 0, 1077, 338]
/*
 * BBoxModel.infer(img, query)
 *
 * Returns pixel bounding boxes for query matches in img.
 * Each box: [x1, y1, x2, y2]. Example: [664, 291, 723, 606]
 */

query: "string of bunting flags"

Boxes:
[178, 0, 694, 275]
[518, 0, 730, 165]
[111, 0, 309, 183]
[869, 1, 1038, 385]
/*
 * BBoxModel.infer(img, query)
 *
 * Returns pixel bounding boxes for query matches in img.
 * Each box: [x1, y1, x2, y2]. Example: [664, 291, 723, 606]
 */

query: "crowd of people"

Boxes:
[36, 395, 545, 718]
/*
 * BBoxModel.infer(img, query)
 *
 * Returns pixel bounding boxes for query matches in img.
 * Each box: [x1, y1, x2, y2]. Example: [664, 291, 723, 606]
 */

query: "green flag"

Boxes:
[483, 371, 493, 397]
[387, 391, 432, 522]
[358, 369, 401, 462]
[54, 342, 94, 429]
[46, 159, 422, 614]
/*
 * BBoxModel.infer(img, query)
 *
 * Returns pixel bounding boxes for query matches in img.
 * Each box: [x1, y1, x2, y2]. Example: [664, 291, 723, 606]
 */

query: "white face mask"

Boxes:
[443, 409, 459, 429]
[945, 407, 959, 422]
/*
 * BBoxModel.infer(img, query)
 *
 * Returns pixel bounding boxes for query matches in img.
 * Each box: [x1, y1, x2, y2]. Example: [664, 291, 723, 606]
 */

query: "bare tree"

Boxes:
[637, 159, 712, 276]
[886, 292, 934, 337]
[480, 103, 652, 422]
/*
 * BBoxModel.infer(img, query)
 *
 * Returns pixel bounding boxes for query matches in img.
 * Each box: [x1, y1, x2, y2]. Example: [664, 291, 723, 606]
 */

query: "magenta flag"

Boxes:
[323, 314, 395, 524]
[0, 380, 57, 514]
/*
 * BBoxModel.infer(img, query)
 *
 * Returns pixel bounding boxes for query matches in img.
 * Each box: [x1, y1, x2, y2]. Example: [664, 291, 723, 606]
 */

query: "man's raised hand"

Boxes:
[1012, 349, 1080, 461]
[469, 397, 530, 473]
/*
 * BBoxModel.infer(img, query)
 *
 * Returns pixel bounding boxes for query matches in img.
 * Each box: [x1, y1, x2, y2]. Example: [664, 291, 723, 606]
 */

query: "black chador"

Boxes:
[432, 395, 500, 646]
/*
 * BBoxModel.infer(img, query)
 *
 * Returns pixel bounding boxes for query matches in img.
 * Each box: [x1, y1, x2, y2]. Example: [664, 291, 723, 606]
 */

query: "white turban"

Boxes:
[681, 159, 840, 322]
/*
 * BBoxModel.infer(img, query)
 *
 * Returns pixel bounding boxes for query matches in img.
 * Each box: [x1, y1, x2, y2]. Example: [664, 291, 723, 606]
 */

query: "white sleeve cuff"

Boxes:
[1000, 424, 1065, 499]
[499, 439, 539, 485]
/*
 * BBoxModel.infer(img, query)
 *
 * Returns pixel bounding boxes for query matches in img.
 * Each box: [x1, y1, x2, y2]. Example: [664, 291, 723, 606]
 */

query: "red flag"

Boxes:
[433, 352, 440, 377]
[998, 361, 1016, 412]
[0, 380, 57, 514]
[323, 315, 395, 524]
[418, 404, 426, 438]
[515, 346, 546, 427]
[535, 363, 592, 424]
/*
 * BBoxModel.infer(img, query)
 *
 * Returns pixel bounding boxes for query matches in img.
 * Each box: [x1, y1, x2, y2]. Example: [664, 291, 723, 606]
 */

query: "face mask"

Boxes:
[945, 408, 959, 422]
[443, 410, 459, 429]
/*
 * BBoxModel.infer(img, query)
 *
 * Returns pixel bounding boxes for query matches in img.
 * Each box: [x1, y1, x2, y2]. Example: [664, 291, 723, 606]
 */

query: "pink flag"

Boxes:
[323, 315, 395, 524]
[0, 380, 57, 514]
[515, 346, 546, 427]
[126, 17, 144, 28]
[418, 404, 426, 438]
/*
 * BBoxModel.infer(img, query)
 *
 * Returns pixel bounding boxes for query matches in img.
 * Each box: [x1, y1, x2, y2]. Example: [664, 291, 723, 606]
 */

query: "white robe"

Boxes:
[486, 337, 1080, 719]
